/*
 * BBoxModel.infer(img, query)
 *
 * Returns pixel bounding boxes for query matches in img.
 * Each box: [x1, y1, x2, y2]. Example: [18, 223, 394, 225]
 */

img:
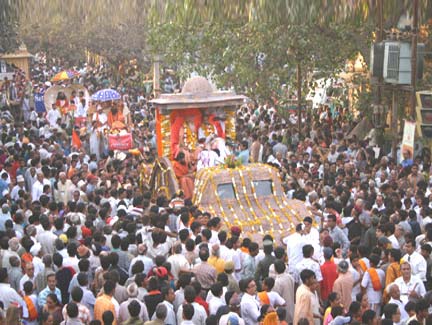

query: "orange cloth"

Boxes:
[23, 295, 38, 321]
[258, 291, 270, 305]
[262, 311, 278, 325]
[385, 262, 401, 286]
[107, 110, 124, 127]
[208, 114, 225, 138]
[383, 262, 401, 303]
[94, 294, 117, 325]
[367, 268, 382, 291]
[173, 160, 194, 200]
[359, 259, 368, 272]
[21, 252, 33, 272]
[72, 129, 82, 149]
[170, 108, 202, 159]
[67, 166, 77, 179]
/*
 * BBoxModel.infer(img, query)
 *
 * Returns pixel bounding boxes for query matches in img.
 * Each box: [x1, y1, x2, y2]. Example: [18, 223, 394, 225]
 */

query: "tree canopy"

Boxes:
[1, 0, 430, 101]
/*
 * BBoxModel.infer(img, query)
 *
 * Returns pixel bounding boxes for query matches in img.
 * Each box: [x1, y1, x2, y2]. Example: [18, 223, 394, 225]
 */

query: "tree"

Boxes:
[0, 0, 21, 53]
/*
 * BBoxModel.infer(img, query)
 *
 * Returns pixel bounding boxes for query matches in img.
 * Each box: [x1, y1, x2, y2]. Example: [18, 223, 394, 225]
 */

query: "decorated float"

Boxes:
[149, 77, 310, 241]
[151, 76, 241, 159]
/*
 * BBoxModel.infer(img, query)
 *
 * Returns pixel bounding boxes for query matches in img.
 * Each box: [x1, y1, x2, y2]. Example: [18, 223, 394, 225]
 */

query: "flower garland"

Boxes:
[266, 165, 303, 223]
[245, 168, 280, 232]
[160, 115, 171, 157]
[183, 121, 198, 151]
[230, 169, 263, 233]
[225, 110, 236, 140]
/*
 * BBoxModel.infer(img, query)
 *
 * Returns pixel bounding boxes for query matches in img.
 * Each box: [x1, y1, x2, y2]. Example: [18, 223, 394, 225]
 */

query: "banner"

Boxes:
[108, 133, 133, 151]
[401, 120, 416, 163]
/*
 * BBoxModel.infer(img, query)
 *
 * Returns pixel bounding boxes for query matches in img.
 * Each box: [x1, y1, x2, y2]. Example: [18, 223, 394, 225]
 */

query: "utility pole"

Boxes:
[375, 0, 385, 146]
[377, 0, 384, 102]
[410, 0, 419, 118]
[392, 86, 398, 162]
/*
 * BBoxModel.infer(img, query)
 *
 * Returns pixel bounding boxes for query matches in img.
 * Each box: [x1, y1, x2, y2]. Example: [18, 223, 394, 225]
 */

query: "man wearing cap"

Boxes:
[10, 174, 26, 201]
[224, 261, 240, 293]
[333, 260, 354, 310]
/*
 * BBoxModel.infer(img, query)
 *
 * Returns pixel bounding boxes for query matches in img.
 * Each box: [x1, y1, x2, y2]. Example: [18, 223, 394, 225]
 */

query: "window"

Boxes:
[217, 183, 236, 200]
[253, 180, 273, 196]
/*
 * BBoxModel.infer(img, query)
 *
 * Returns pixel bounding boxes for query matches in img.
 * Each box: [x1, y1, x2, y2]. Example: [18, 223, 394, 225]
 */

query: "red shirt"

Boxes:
[320, 260, 338, 300]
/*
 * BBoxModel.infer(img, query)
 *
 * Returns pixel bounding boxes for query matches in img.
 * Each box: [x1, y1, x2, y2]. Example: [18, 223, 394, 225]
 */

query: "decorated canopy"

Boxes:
[150, 76, 247, 158]
[193, 163, 310, 243]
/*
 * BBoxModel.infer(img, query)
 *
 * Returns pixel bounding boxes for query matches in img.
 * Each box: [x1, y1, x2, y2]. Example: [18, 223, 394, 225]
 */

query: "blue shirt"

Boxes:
[34, 91, 46, 113]
[237, 149, 249, 165]
[37, 286, 62, 308]
[401, 159, 413, 168]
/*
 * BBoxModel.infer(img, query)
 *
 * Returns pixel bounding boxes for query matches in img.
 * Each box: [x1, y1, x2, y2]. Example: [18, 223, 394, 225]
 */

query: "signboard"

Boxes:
[108, 133, 133, 151]
[401, 120, 416, 162]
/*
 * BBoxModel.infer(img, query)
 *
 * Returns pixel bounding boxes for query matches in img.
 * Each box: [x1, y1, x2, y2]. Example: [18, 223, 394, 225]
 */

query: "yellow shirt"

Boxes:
[208, 256, 225, 274]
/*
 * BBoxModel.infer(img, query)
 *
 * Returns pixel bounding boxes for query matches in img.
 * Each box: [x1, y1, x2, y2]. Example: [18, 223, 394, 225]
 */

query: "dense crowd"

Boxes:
[0, 58, 431, 325]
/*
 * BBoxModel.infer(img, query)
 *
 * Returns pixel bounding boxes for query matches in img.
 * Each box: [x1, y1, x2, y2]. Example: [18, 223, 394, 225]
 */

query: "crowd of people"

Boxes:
[0, 56, 430, 325]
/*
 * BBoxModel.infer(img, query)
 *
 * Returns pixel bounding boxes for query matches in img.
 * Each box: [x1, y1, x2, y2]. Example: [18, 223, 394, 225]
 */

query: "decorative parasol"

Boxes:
[91, 89, 121, 102]
[51, 70, 80, 82]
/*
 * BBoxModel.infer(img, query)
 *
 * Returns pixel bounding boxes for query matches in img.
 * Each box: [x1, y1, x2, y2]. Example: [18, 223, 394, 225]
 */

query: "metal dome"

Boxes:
[181, 76, 214, 94]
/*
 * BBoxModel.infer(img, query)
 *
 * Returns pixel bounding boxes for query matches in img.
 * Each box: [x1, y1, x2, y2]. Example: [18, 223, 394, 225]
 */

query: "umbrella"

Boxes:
[91, 89, 121, 102]
[51, 70, 80, 82]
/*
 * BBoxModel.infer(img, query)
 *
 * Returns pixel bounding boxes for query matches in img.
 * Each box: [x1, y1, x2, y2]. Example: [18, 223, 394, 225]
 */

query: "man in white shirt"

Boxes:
[393, 262, 426, 305]
[31, 172, 50, 202]
[46, 105, 61, 127]
[282, 224, 305, 276]
[295, 244, 323, 285]
[36, 216, 57, 255]
[208, 283, 225, 315]
[387, 283, 410, 323]
[10, 175, 26, 201]
[129, 243, 153, 277]
[403, 239, 427, 282]
[360, 254, 385, 314]
[167, 243, 189, 280]
[176, 286, 206, 325]
[19, 262, 36, 295]
[240, 278, 260, 325]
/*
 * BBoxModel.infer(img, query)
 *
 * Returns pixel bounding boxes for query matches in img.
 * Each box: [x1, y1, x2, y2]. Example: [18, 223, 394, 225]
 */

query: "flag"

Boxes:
[72, 129, 81, 149]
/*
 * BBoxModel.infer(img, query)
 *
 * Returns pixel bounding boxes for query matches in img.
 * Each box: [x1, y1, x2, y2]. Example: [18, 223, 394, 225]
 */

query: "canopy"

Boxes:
[91, 89, 121, 102]
[51, 70, 80, 82]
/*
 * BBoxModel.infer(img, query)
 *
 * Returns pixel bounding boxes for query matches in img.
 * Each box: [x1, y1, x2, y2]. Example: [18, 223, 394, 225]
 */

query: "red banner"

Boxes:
[108, 133, 133, 150]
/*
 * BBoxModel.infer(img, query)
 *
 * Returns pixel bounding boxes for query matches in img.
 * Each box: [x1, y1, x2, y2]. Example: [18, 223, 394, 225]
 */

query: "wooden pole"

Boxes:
[410, 0, 419, 118]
